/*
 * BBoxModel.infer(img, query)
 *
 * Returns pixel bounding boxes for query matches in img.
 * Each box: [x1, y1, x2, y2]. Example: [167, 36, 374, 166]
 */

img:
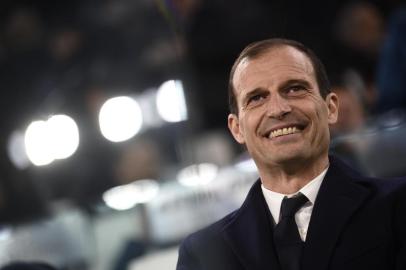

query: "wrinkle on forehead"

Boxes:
[233, 46, 315, 98]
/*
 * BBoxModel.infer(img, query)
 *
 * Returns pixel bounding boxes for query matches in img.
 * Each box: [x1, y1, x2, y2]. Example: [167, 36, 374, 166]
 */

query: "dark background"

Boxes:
[0, 0, 404, 223]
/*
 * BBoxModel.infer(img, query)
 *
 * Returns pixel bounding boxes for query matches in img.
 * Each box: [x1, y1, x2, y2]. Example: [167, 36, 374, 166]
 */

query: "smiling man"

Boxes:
[176, 38, 406, 270]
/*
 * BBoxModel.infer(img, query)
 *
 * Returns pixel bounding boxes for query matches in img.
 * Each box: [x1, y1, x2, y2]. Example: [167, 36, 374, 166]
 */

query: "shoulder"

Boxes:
[180, 209, 238, 253]
[177, 209, 240, 270]
[177, 179, 264, 270]
[180, 179, 262, 250]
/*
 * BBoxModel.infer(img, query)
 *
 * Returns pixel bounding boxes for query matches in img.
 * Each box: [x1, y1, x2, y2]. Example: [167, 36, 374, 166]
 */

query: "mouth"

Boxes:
[264, 124, 306, 139]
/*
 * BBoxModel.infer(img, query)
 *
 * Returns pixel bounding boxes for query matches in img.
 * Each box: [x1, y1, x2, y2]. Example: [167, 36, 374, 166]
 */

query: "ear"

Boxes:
[326, 92, 339, 124]
[228, 114, 245, 144]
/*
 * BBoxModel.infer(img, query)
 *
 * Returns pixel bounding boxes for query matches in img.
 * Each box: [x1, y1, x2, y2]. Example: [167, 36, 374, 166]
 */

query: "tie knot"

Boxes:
[280, 193, 308, 218]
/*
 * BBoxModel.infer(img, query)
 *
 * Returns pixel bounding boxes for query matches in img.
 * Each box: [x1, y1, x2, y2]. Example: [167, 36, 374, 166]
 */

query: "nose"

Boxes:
[265, 93, 292, 119]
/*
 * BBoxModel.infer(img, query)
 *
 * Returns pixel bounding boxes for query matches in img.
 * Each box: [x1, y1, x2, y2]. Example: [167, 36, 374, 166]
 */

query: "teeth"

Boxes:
[269, 126, 299, 138]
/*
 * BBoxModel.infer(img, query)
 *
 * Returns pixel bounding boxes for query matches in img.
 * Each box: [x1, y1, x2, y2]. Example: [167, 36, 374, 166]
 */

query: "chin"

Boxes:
[268, 150, 310, 165]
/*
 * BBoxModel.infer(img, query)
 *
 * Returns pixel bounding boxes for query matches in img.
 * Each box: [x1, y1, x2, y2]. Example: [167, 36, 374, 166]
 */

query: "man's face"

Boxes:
[228, 46, 338, 169]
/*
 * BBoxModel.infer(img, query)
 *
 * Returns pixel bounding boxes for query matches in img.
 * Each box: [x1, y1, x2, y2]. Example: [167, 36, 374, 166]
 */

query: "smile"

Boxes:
[268, 126, 302, 139]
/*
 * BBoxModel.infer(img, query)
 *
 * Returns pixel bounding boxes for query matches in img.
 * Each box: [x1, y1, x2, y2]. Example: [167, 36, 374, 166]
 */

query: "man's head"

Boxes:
[228, 38, 331, 115]
[227, 38, 339, 169]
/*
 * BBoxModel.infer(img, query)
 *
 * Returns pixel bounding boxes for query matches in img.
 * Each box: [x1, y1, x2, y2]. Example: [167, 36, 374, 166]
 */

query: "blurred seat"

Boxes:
[128, 246, 178, 270]
[331, 109, 406, 177]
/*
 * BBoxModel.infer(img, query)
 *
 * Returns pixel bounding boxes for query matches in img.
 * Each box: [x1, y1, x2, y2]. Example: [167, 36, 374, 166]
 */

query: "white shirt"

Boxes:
[261, 168, 328, 241]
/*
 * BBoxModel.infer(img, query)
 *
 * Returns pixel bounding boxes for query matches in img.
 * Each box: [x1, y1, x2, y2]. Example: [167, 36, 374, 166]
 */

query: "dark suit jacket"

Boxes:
[176, 156, 406, 270]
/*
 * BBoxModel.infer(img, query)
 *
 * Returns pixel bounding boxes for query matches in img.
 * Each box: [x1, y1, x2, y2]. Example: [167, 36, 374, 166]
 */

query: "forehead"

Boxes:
[232, 46, 316, 95]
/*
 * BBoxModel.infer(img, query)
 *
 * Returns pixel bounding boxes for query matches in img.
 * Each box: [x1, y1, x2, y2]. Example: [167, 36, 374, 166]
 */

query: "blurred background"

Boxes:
[0, 0, 406, 269]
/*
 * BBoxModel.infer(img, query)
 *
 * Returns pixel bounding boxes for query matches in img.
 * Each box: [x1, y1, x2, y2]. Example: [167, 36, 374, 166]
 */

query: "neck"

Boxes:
[259, 155, 329, 194]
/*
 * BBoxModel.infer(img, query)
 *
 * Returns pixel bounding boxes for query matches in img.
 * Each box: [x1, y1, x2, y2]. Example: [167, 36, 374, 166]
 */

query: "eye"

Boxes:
[286, 85, 307, 96]
[248, 93, 268, 105]
[249, 94, 264, 102]
[289, 85, 304, 92]
[244, 92, 268, 109]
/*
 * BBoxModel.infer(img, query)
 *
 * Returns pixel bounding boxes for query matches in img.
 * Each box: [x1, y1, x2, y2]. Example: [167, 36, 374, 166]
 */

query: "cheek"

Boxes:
[237, 116, 253, 142]
[309, 104, 330, 137]
[315, 112, 331, 142]
[313, 100, 329, 120]
[242, 113, 259, 134]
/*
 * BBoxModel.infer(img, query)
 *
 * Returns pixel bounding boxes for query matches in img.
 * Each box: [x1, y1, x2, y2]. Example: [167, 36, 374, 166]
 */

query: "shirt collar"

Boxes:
[261, 167, 328, 223]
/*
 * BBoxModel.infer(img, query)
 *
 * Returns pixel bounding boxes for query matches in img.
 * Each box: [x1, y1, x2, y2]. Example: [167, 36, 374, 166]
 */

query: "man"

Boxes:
[176, 38, 406, 270]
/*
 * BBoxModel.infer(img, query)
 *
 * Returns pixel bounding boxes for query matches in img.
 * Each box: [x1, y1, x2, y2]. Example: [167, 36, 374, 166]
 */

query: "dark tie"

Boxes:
[273, 193, 308, 270]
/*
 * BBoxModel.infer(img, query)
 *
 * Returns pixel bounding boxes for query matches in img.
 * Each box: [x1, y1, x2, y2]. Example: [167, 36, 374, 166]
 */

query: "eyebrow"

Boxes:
[279, 79, 312, 90]
[241, 87, 268, 105]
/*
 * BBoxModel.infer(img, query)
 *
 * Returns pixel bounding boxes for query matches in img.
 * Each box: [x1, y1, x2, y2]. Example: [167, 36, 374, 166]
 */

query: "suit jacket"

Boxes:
[176, 156, 406, 270]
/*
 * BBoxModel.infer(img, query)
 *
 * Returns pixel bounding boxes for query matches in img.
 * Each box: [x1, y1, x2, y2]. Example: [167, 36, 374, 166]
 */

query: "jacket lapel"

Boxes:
[223, 181, 281, 270]
[302, 156, 371, 270]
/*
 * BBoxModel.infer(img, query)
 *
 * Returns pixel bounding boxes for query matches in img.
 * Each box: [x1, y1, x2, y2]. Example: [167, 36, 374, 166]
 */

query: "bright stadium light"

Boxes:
[24, 114, 80, 166]
[177, 163, 218, 187]
[48, 114, 80, 159]
[103, 179, 160, 211]
[25, 120, 54, 166]
[156, 80, 188, 123]
[99, 96, 143, 142]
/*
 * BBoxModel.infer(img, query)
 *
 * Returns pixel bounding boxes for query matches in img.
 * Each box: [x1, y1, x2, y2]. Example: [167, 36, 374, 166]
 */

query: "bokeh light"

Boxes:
[103, 179, 160, 211]
[156, 80, 188, 123]
[48, 114, 80, 159]
[177, 163, 218, 187]
[24, 114, 80, 166]
[99, 96, 143, 142]
[25, 120, 54, 166]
